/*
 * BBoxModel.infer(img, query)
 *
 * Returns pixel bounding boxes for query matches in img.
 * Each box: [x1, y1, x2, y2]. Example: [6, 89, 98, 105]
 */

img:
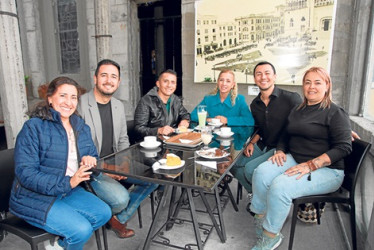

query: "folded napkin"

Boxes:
[195, 160, 217, 170]
[179, 139, 193, 144]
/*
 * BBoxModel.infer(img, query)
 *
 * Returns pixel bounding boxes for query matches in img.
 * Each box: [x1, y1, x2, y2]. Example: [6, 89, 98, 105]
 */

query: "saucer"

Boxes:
[140, 141, 161, 149]
[140, 147, 161, 157]
[215, 131, 234, 138]
[208, 121, 223, 127]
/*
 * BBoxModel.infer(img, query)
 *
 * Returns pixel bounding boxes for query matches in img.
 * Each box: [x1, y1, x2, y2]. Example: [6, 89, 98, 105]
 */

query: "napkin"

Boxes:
[195, 160, 217, 170]
[179, 139, 193, 144]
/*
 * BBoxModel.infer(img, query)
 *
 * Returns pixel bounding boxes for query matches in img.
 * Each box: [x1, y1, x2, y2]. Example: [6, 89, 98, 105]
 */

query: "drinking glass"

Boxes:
[201, 127, 212, 149]
[197, 105, 207, 128]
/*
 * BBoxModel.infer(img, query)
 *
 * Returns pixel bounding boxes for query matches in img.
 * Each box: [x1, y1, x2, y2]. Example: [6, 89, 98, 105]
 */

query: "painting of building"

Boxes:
[195, 0, 336, 85]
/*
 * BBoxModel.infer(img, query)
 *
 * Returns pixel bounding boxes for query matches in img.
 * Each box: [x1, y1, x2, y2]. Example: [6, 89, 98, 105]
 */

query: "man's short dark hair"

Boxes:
[95, 59, 121, 78]
[253, 61, 276, 75]
[158, 69, 177, 81]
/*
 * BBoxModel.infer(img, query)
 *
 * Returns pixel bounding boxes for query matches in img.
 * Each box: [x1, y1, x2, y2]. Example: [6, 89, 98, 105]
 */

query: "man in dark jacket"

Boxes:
[134, 69, 190, 138]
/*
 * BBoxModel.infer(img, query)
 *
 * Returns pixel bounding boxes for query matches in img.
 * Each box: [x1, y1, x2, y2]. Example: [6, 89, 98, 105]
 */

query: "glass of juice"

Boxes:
[197, 105, 207, 128]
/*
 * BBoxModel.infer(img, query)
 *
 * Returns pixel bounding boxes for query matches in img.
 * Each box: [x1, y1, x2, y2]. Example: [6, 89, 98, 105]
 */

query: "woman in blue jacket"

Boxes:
[191, 69, 254, 126]
[9, 77, 111, 250]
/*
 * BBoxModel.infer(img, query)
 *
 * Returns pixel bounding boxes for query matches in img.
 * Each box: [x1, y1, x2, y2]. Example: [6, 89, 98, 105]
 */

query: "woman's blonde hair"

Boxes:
[210, 69, 238, 106]
[298, 67, 332, 110]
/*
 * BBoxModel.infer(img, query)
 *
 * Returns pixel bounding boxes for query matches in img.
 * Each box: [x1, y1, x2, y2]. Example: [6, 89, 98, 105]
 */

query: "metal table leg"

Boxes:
[143, 184, 169, 250]
[186, 188, 203, 249]
[198, 189, 225, 242]
[214, 186, 227, 241]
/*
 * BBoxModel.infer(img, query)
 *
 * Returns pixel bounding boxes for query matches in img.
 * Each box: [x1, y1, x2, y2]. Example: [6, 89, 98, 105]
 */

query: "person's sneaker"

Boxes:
[251, 232, 283, 250]
[254, 215, 265, 239]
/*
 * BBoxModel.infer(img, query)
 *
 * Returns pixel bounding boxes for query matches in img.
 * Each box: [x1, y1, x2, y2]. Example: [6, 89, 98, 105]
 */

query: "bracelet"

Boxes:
[248, 141, 254, 145]
[307, 160, 318, 172]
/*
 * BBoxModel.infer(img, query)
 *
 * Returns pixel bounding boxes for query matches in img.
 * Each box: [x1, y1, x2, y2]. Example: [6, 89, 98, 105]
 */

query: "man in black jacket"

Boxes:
[134, 69, 190, 138]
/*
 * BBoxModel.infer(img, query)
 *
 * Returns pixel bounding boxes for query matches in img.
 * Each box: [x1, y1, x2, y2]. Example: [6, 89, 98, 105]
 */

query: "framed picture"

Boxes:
[194, 0, 336, 85]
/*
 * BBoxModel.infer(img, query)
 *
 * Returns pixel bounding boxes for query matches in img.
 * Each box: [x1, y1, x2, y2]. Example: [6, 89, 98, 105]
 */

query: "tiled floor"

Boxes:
[0, 179, 357, 250]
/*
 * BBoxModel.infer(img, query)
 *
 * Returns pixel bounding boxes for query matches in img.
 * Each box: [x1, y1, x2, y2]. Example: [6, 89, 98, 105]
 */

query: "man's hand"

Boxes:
[351, 131, 360, 141]
[243, 143, 254, 157]
[178, 119, 190, 128]
[158, 125, 175, 135]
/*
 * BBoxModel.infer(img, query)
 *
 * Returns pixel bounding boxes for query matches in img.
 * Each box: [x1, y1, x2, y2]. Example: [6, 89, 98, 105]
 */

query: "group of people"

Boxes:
[9, 58, 354, 250]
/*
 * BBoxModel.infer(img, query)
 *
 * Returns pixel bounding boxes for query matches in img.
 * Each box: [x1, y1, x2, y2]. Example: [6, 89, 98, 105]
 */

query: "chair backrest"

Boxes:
[0, 148, 15, 213]
[342, 139, 371, 193]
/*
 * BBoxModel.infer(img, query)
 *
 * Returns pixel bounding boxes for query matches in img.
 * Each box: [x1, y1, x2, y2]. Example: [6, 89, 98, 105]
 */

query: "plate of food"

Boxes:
[195, 148, 230, 159]
[152, 154, 185, 170]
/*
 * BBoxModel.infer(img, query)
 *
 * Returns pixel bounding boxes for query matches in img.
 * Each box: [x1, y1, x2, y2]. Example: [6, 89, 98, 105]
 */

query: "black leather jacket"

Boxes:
[134, 87, 190, 137]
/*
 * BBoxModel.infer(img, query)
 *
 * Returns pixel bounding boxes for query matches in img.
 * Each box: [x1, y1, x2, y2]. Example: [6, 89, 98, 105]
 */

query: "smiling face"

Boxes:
[94, 64, 120, 96]
[48, 84, 78, 122]
[253, 64, 277, 91]
[217, 72, 235, 95]
[156, 72, 177, 100]
[303, 71, 330, 105]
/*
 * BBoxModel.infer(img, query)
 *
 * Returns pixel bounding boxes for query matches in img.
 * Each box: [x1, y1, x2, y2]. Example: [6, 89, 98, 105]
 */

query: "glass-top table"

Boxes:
[96, 125, 255, 249]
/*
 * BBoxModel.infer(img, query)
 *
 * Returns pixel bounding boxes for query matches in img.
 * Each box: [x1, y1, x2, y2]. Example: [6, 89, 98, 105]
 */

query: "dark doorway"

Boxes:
[138, 0, 182, 96]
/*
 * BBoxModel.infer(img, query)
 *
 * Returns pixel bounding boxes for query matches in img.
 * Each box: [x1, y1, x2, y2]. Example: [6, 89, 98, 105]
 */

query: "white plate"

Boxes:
[140, 141, 161, 149]
[196, 148, 230, 159]
[175, 128, 193, 134]
[152, 159, 186, 170]
[215, 131, 234, 138]
[208, 122, 223, 127]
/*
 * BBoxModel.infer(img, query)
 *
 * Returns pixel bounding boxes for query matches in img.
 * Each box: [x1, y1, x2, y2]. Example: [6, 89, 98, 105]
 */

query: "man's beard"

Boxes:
[97, 85, 116, 96]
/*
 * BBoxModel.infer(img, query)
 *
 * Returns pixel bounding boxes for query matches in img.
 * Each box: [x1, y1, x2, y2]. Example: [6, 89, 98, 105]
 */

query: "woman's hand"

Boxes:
[268, 150, 287, 166]
[80, 156, 97, 167]
[284, 163, 310, 180]
[215, 115, 227, 125]
[70, 164, 93, 188]
[243, 143, 254, 157]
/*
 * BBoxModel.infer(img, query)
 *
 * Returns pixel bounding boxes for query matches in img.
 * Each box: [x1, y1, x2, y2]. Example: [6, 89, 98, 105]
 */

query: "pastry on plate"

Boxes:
[166, 154, 182, 166]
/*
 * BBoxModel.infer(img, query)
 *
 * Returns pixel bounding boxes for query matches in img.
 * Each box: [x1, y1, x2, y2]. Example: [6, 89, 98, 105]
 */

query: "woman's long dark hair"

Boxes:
[28, 77, 82, 120]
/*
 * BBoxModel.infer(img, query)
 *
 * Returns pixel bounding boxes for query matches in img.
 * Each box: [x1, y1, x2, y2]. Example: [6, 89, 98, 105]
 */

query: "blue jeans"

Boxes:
[230, 144, 275, 193]
[26, 186, 111, 250]
[250, 154, 344, 234]
[90, 173, 158, 224]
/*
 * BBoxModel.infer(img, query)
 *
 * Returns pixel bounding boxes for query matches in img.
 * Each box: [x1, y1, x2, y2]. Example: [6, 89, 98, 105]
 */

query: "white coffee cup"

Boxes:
[220, 127, 231, 135]
[144, 136, 157, 146]
[211, 118, 220, 125]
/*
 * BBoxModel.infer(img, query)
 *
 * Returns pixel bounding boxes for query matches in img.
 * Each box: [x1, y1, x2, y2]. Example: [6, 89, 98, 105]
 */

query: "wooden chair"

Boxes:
[0, 148, 107, 250]
[288, 139, 371, 250]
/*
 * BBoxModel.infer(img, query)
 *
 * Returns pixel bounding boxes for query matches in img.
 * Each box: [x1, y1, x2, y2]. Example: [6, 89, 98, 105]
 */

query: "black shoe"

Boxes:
[246, 202, 255, 217]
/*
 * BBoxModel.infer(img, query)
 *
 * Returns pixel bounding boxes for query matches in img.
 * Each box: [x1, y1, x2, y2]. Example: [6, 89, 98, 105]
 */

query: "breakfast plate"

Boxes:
[195, 148, 230, 159]
[140, 141, 161, 150]
[214, 131, 234, 138]
[152, 159, 186, 170]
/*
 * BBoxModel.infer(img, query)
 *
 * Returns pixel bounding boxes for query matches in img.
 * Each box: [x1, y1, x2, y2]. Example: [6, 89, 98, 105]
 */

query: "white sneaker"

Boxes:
[43, 238, 64, 250]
